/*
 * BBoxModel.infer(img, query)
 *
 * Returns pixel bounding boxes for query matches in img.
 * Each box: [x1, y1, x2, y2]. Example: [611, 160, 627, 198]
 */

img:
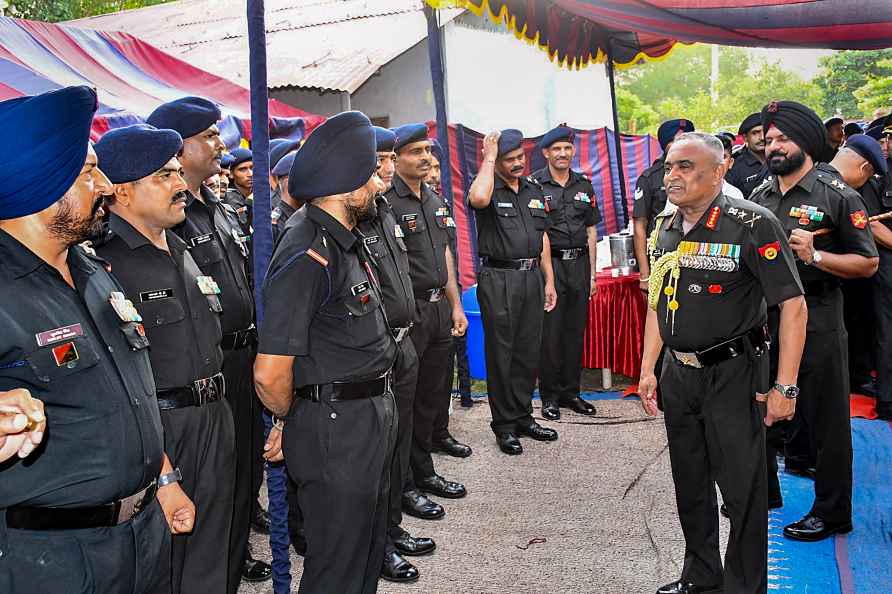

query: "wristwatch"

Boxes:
[773, 382, 800, 400]
[158, 467, 183, 488]
[810, 250, 823, 265]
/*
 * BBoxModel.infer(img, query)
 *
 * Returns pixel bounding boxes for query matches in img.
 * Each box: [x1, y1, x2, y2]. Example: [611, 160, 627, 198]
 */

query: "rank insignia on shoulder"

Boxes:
[306, 247, 329, 267]
[527, 199, 545, 210]
[196, 275, 221, 295]
[831, 179, 848, 191]
[758, 241, 780, 260]
[394, 225, 405, 238]
[109, 291, 143, 323]
[705, 206, 721, 230]
[850, 210, 868, 229]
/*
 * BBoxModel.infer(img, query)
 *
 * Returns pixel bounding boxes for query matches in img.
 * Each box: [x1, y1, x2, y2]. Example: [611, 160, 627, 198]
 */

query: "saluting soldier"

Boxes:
[93, 124, 236, 594]
[639, 132, 807, 594]
[726, 113, 768, 200]
[532, 125, 601, 420]
[254, 111, 398, 594]
[750, 101, 878, 542]
[0, 87, 178, 594]
[468, 129, 558, 455]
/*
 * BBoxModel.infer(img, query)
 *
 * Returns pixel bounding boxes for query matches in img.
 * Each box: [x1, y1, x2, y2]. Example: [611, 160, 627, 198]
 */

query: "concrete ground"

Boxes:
[241, 393, 733, 594]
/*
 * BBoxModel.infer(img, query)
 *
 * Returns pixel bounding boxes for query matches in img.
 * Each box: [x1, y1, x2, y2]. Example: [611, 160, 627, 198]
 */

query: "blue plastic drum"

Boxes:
[461, 285, 487, 379]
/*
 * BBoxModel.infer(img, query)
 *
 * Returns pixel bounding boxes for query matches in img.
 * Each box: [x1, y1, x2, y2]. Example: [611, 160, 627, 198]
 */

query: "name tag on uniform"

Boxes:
[543, 195, 553, 203]
[351, 281, 371, 296]
[574, 192, 591, 204]
[363, 235, 380, 246]
[140, 288, 174, 302]
[394, 225, 405, 238]
[528, 199, 545, 210]
[496, 202, 513, 208]
[109, 291, 143, 323]
[36, 323, 84, 347]
[196, 276, 221, 295]
[190, 233, 214, 247]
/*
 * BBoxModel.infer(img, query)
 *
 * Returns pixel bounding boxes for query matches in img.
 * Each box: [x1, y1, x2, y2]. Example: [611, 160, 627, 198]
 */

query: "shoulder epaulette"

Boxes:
[815, 171, 861, 199]
[304, 231, 331, 268]
[526, 176, 543, 190]
[749, 175, 773, 198]
[723, 199, 766, 230]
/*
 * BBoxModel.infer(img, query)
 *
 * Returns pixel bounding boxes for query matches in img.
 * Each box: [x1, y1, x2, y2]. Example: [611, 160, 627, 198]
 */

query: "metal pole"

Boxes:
[605, 48, 629, 225]
[424, 4, 454, 206]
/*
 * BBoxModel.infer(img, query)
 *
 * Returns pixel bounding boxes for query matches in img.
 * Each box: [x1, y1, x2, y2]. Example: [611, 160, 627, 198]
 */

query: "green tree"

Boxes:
[2, 0, 174, 21]
[853, 58, 892, 116]
[615, 86, 660, 134]
[814, 49, 892, 118]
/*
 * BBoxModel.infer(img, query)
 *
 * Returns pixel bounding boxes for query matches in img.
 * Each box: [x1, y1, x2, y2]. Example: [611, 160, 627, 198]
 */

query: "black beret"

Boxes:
[95, 124, 184, 184]
[844, 122, 864, 137]
[761, 101, 828, 159]
[146, 96, 221, 140]
[738, 113, 762, 136]
[288, 111, 376, 201]
[824, 117, 844, 128]
[391, 123, 428, 152]
[540, 125, 574, 148]
[374, 126, 396, 152]
[272, 151, 296, 177]
[498, 129, 524, 157]
[229, 147, 252, 168]
[270, 138, 300, 167]
[658, 119, 695, 150]
[845, 135, 888, 176]
[220, 153, 235, 169]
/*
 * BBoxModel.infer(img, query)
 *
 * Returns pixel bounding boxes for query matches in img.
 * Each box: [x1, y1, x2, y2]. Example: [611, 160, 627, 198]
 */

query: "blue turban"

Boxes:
[95, 124, 183, 184]
[146, 96, 221, 140]
[229, 147, 252, 168]
[288, 111, 376, 201]
[497, 129, 524, 158]
[392, 123, 428, 153]
[844, 135, 888, 176]
[272, 151, 296, 177]
[540, 125, 574, 149]
[430, 139, 444, 163]
[658, 119, 695, 150]
[270, 138, 300, 167]
[0, 86, 97, 220]
[374, 126, 396, 152]
[220, 153, 236, 169]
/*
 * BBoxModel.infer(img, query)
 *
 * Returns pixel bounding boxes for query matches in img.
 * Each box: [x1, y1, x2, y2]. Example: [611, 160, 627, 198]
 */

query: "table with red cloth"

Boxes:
[582, 269, 647, 379]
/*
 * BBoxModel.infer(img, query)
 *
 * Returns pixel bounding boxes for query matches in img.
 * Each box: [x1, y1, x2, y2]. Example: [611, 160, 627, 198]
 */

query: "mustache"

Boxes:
[91, 194, 109, 216]
[171, 191, 189, 204]
[510, 165, 524, 173]
[768, 150, 788, 160]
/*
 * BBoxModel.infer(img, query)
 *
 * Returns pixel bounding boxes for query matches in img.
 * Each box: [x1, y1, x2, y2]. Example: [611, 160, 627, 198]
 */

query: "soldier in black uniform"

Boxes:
[223, 147, 253, 233]
[271, 151, 302, 242]
[0, 86, 176, 594]
[726, 113, 768, 199]
[639, 132, 807, 594]
[269, 138, 300, 211]
[532, 125, 601, 420]
[633, 119, 696, 295]
[387, 123, 470, 501]
[93, 124, 236, 594]
[825, 117, 845, 155]
[750, 101, 878, 542]
[468, 129, 558, 455]
[147, 97, 271, 587]
[254, 111, 397, 594]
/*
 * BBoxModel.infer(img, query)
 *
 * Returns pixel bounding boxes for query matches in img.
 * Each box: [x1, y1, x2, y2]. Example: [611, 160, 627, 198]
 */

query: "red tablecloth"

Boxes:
[582, 270, 646, 378]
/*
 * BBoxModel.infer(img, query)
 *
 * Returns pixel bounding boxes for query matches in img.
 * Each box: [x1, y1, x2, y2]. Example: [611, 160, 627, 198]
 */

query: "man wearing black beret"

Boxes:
[93, 124, 235, 594]
[469, 129, 558, 455]
[268, 138, 300, 211]
[224, 147, 254, 233]
[751, 100, 879, 542]
[147, 97, 271, 588]
[724, 113, 767, 201]
[825, 117, 845, 155]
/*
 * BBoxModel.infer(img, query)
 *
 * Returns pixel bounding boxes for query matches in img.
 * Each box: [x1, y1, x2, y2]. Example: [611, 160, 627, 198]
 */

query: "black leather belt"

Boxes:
[669, 326, 769, 369]
[6, 482, 157, 530]
[802, 279, 840, 297]
[221, 326, 257, 350]
[157, 373, 226, 410]
[391, 325, 413, 343]
[295, 372, 392, 403]
[554, 247, 587, 261]
[414, 288, 443, 302]
[481, 257, 539, 270]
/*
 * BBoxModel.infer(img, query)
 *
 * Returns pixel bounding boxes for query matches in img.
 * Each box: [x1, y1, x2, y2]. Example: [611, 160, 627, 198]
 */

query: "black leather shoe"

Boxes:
[402, 489, 445, 520]
[432, 436, 472, 458]
[784, 513, 852, 541]
[560, 395, 596, 416]
[393, 531, 436, 556]
[784, 463, 816, 480]
[721, 498, 782, 518]
[417, 474, 467, 499]
[497, 432, 523, 455]
[460, 393, 474, 408]
[292, 533, 307, 557]
[251, 505, 271, 534]
[656, 580, 722, 593]
[517, 421, 559, 442]
[380, 551, 420, 583]
[541, 401, 561, 420]
[242, 557, 272, 582]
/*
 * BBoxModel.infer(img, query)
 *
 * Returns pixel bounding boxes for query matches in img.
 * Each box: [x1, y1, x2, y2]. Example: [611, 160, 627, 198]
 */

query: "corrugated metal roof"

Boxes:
[68, 0, 463, 93]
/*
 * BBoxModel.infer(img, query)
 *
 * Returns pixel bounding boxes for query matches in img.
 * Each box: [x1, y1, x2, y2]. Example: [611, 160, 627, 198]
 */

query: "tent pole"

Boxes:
[424, 4, 454, 206]
[605, 49, 629, 227]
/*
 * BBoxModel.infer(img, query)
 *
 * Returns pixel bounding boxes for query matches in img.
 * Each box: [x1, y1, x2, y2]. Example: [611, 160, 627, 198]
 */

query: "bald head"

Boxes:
[829, 147, 874, 190]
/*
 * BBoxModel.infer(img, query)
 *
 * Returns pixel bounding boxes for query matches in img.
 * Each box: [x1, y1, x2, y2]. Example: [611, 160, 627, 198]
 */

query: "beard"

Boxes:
[768, 149, 806, 175]
[47, 192, 105, 246]
[345, 190, 375, 225]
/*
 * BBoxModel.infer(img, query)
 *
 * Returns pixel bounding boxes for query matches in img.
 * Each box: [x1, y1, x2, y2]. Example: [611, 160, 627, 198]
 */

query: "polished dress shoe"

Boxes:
[560, 395, 596, 416]
[720, 498, 782, 518]
[656, 580, 722, 593]
[784, 513, 852, 541]
[402, 489, 445, 520]
[251, 505, 271, 534]
[380, 551, 420, 583]
[432, 435, 473, 458]
[541, 401, 561, 420]
[242, 557, 272, 582]
[417, 474, 467, 499]
[497, 432, 523, 455]
[517, 421, 559, 442]
[393, 531, 436, 556]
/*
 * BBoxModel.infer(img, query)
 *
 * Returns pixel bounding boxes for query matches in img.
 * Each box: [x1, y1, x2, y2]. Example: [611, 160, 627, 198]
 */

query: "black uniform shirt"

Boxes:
[386, 175, 453, 293]
[632, 157, 668, 235]
[750, 165, 878, 284]
[650, 194, 803, 351]
[271, 200, 298, 243]
[532, 166, 601, 250]
[473, 174, 549, 259]
[95, 215, 224, 390]
[357, 196, 416, 328]
[223, 187, 252, 233]
[270, 184, 282, 212]
[726, 147, 768, 199]
[259, 204, 397, 388]
[0, 232, 163, 508]
[172, 185, 254, 334]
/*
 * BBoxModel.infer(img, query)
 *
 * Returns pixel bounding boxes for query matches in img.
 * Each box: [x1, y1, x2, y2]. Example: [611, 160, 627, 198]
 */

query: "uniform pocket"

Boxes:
[530, 208, 548, 230]
[186, 234, 225, 268]
[25, 335, 101, 384]
[137, 298, 186, 329]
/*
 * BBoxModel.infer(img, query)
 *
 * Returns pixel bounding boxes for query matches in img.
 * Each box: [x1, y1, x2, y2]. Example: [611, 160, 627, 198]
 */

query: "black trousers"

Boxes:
[155, 399, 236, 594]
[661, 348, 767, 594]
[478, 266, 544, 435]
[434, 332, 471, 442]
[540, 255, 590, 404]
[409, 298, 453, 479]
[222, 345, 265, 594]
[284, 390, 396, 594]
[873, 252, 892, 411]
[0, 497, 170, 594]
[388, 336, 419, 546]
[842, 278, 875, 387]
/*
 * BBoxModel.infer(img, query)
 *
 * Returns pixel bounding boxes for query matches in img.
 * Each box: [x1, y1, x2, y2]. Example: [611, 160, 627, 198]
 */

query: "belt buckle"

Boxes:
[561, 249, 574, 261]
[519, 259, 533, 271]
[429, 288, 442, 302]
[194, 378, 212, 405]
[393, 327, 408, 342]
[674, 350, 703, 369]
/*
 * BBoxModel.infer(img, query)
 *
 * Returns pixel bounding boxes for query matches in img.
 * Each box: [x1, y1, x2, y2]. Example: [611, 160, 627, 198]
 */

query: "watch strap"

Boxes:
[158, 467, 182, 488]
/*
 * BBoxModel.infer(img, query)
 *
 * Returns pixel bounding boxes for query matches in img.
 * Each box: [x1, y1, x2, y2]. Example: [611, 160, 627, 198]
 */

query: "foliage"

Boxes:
[614, 86, 660, 134]
[853, 58, 892, 117]
[814, 50, 892, 118]
[1, 0, 174, 21]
